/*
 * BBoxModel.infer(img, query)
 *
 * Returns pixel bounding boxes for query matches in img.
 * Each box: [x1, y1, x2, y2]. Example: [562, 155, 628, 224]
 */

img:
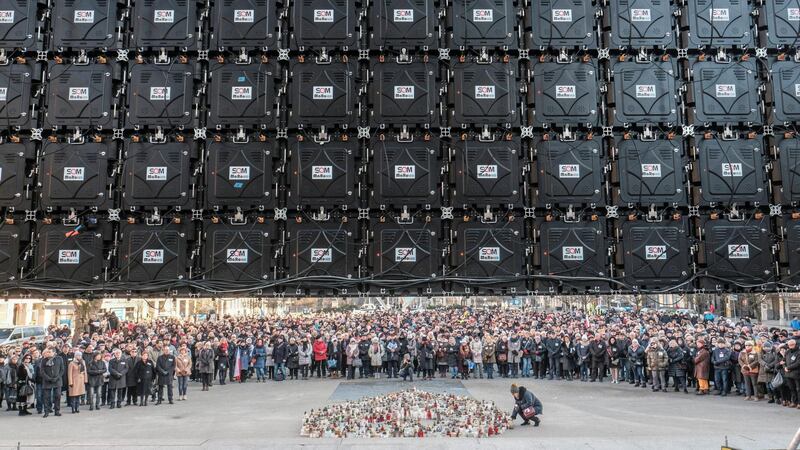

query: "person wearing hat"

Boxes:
[509, 383, 541, 427]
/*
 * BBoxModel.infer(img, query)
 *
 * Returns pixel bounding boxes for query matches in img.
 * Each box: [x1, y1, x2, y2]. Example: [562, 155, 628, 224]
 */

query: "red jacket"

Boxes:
[313, 340, 328, 361]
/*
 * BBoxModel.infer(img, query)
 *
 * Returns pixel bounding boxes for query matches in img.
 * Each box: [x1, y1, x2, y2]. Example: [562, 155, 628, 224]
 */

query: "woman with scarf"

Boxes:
[16, 354, 32, 416]
[68, 352, 87, 413]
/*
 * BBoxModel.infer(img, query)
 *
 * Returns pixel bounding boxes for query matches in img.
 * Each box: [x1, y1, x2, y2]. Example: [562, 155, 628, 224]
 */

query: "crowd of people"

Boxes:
[0, 307, 799, 419]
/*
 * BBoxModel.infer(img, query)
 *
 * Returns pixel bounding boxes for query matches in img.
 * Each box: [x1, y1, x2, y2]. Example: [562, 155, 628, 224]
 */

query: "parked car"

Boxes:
[0, 325, 47, 349]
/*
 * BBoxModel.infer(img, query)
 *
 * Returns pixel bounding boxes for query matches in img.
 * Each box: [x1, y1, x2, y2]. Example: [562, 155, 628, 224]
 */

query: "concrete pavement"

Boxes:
[0, 376, 795, 449]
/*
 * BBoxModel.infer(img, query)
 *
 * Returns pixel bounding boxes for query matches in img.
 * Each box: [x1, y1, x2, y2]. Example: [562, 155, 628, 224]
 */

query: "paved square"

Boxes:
[0, 377, 796, 449]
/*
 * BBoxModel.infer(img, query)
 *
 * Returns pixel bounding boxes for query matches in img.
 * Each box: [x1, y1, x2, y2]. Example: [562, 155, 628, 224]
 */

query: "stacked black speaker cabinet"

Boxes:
[0, 0, 797, 297]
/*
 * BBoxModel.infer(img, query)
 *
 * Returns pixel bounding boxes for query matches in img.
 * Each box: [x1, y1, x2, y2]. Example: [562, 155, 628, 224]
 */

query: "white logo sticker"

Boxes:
[149, 87, 171, 101]
[477, 164, 498, 179]
[630, 8, 651, 22]
[635, 84, 656, 98]
[0, 11, 14, 24]
[645, 245, 667, 260]
[394, 85, 414, 100]
[311, 165, 333, 180]
[226, 249, 249, 264]
[556, 85, 576, 99]
[153, 9, 174, 23]
[475, 85, 495, 99]
[142, 249, 164, 264]
[728, 244, 750, 259]
[715, 84, 736, 98]
[310, 248, 332, 263]
[562, 246, 584, 261]
[314, 9, 334, 22]
[146, 166, 168, 181]
[711, 8, 730, 21]
[394, 165, 416, 179]
[789, 8, 800, 21]
[231, 86, 252, 100]
[63, 167, 85, 181]
[395, 247, 417, 262]
[479, 247, 501, 262]
[552, 9, 572, 22]
[795, 83, 800, 97]
[229, 166, 250, 180]
[0, 87, 6, 102]
[721, 163, 742, 177]
[73, 10, 94, 23]
[313, 86, 334, 100]
[69, 87, 89, 101]
[641, 163, 662, 178]
[58, 249, 80, 264]
[393, 9, 413, 22]
[472, 9, 493, 22]
[234, 9, 254, 22]
[559, 164, 580, 178]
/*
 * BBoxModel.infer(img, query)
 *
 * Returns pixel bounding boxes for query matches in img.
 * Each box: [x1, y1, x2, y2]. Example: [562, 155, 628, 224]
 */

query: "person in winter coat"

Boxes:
[458, 340, 472, 380]
[134, 352, 155, 406]
[15, 354, 32, 416]
[545, 332, 561, 379]
[589, 335, 607, 382]
[418, 337, 435, 380]
[273, 336, 288, 380]
[509, 384, 542, 427]
[236, 341, 252, 383]
[445, 337, 459, 379]
[781, 338, 800, 407]
[738, 340, 760, 400]
[400, 353, 414, 381]
[531, 335, 546, 379]
[496, 337, 510, 378]
[286, 337, 300, 380]
[125, 348, 140, 405]
[108, 348, 129, 408]
[156, 346, 176, 404]
[607, 336, 624, 384]
[312, 337, 328, 379]
[694, 339, 711, 395]
[0, 358, 10, 411]
[758, 341, 779, 402]
[467, 336, 482, 379]
[667, 340, 687, 393]
[385, 337, 400, 379]
[215, 340, 230, 385]
[198, 342, 215, 391]
[560, 335, 576, 380]
[298, 338, 312, 380]
[368, 337, 385, 379]
[627, 339, 646, 387]
[647, 341, 669, 392]
[508, 335, 521, 378]
[87, 352, 105, 410]
[40, 347, 64, 417]
[576, 336, 591, 382]
[175, 347, 191, 401]
[345, 339, 360, 380]
[712, 339, 734, 396]
[67, 352, 87, 413]
[252, 339, 267, 382]
[520, 334, 533, 378]
[483, 334, 497, 379]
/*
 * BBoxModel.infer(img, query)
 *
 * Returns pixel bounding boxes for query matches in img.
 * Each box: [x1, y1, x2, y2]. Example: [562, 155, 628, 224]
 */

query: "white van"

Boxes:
[0, 325, 47, 349]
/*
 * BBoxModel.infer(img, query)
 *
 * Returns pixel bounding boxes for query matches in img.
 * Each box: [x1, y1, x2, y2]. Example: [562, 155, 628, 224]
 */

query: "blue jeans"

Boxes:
[177, 376, 188, 396]
[449, 366, 458, 378]
[632, 365, 645, 384]
[521, 358, 532, 377]
[485, 363, 494, 379]
[274, 363, 286, 380]
[255, 367, 265, 381]
[35, 384, 44, 413]
[715, 369, 730, 394]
